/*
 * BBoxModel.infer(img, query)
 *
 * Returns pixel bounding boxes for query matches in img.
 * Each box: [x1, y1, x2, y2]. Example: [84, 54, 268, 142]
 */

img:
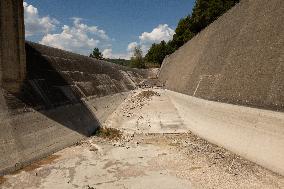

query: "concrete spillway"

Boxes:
[159, 0, 284, 175]
[0, 41, 150, 175]
[159, 0, 284, 112]
[0, 0, 283, 179]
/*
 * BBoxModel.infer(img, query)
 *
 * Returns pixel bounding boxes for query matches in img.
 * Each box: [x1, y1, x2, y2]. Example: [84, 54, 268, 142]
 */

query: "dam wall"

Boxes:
[159, 0, 284, 112]
[159, 0, 284, 175]
[0, 40, 148, 175]
[166, 90, 284, 175]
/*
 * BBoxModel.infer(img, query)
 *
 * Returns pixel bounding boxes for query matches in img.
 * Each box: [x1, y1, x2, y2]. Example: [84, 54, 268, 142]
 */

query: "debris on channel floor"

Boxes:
[1, 89, 283, 189]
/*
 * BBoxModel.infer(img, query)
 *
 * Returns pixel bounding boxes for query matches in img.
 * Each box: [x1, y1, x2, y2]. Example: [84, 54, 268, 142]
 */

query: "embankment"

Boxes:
[0, 42, 148, 175]
[159, 0, 284, 175]
[159, 0, 284, 112]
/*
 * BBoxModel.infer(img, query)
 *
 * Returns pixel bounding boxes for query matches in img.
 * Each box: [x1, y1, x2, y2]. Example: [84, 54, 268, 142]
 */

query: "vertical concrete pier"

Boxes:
[0, 0, 26, 93]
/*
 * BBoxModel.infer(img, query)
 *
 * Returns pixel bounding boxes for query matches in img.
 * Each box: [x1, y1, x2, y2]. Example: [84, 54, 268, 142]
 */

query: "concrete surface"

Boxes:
[1, 89, 283, 189]
[0, 0, 26, 92]
[159, 0, 284, 111]
[0, 90, 130, 175]
[107, 89, 284, 175]
[0, 41, 150, 175]
[105, 89, 188, 133]
[166, 89, 284, 176]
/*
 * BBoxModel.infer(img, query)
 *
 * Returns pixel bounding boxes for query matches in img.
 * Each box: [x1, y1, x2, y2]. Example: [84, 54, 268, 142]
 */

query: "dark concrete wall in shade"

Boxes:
[159, 0, 284, 112]
[0, 41, 148, 175]
[0, 0, 26, 93]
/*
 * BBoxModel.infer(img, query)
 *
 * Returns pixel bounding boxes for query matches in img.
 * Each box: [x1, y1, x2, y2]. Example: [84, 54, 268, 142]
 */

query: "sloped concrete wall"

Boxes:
[166, 90, 284, 175]
[0, 42, 148, 175]
[159, 0, 284, 112]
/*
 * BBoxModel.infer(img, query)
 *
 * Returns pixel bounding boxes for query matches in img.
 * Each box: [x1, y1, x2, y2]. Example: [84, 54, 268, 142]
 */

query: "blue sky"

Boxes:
[24, 0, 194, 59]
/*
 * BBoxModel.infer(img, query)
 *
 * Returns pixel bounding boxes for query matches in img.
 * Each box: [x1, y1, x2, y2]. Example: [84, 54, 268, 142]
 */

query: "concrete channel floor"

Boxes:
[0, 89, 283, 189]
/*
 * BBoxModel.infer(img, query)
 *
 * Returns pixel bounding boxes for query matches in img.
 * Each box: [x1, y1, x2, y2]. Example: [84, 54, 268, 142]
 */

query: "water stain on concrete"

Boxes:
[12, 155, 61, 175]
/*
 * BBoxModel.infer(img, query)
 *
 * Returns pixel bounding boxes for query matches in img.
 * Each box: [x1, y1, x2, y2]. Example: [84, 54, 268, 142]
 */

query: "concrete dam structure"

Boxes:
[0, 41, 148, 175]
[159, 0, 284, 175]
[159, 0, 284, 112]
[0, 0, 283, 183]
[0, 0, 150, 175]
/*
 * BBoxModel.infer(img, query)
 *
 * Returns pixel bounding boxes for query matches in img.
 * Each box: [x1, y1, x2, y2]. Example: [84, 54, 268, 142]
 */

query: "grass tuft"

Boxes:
[95, 127, 122, 140]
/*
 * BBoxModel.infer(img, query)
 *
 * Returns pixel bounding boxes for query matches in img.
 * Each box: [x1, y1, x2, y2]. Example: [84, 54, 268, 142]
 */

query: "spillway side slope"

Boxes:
[0, 42, 147, 175]
[159, 0, 284, 112]
[166, 90, 284, 175]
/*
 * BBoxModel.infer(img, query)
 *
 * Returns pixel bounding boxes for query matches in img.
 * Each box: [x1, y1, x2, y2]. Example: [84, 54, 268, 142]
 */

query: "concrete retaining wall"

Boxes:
[166, 90, 284, 175]
[159, 0, 284, 175]
[0, 42, 148, 175]
[0, 0, 26, 93]
[159, 0, 284, 112]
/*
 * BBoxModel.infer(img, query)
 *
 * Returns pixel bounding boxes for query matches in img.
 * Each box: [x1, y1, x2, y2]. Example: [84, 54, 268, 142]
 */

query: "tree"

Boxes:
[190, 0, 239, 33]
[130, 46, 145, 69]
[89, 48, 103, 60]
[171, 16, 195, 50]
[145, 0, 240, 66]
[145, 41, 173, 65]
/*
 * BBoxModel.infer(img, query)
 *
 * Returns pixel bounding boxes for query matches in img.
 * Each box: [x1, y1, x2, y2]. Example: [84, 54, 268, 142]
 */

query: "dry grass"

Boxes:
[96, 127, 122, 140]
[136, 90, 160, 100]
[0, 176, 7, 185]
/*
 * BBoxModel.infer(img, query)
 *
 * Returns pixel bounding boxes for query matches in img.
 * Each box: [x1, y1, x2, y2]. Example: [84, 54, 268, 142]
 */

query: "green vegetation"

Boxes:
[95, 127, 122, 140]
[105, 58, 131, 67]
[130, 46, 146, 69]
[89, 0, 239, 69]
[145, 0, 240, 65]
[89, 48, 103, 60]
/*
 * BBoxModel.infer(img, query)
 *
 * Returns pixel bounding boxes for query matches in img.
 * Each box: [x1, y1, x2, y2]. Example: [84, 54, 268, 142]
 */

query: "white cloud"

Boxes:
[127, 42, 138, 52]
[24, 2, 174, 60]
[23, 2, 59, 37]
[102, 48, 113, 58]
[127, 24, 175, 55]
[103, 48, 131, 60]
[102, 42, 139, 60]
[40, 18, 110, 55]
[139, 24, 175, 43]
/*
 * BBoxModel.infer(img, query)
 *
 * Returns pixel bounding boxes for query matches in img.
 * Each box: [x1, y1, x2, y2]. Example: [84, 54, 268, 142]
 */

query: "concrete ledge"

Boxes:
[166, 90, 284, 175]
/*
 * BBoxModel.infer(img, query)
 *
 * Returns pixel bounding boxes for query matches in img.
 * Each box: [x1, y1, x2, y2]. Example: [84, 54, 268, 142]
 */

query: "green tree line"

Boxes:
[90, 0, 239, 69]
[145, 0, 240, 65]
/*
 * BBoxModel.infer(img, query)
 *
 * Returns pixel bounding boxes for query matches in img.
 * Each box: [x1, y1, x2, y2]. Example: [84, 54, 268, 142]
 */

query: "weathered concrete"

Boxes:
[158, 0, 284, 175]
[1, 89, 283, 189]
[108, 89, 284, 175]
[0, 39, 149, 175]
[0, 0, 26, 93]
[159, 0, 284, 112]
[166, 89, 284, 176]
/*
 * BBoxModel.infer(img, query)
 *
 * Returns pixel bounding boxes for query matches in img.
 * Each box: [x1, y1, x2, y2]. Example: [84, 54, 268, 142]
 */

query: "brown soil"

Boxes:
[0, 176, 7, 185]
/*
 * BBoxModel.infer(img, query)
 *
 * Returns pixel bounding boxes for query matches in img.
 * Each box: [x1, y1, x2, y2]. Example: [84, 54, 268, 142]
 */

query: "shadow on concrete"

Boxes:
[5, 43, 100, 136]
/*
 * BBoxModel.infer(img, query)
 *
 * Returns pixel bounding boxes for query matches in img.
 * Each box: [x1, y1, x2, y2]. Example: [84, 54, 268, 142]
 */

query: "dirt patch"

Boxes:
[11, 155, 61, 174]
[96, 127, 122, 140]
[0, 176, 7, 185]
[136, 90, 160, 100]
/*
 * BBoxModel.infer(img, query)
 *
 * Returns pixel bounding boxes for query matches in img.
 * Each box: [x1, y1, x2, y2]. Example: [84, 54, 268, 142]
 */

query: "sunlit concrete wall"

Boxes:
[159, 0, 284, 112]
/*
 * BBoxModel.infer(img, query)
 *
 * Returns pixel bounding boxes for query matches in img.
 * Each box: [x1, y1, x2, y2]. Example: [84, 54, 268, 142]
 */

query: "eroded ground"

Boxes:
[1, 89, 283, 189]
